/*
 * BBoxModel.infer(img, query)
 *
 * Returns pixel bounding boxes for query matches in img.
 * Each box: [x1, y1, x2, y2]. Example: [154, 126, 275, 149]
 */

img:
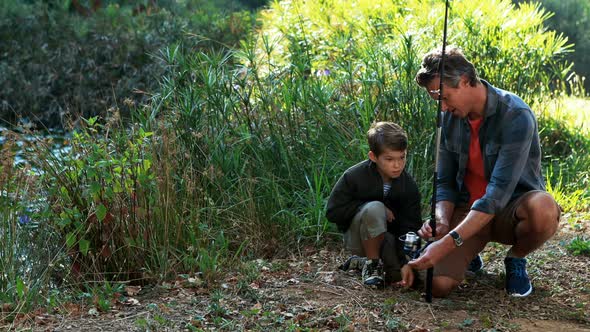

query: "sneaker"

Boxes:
[467, 254, 484, 274]
[338, 255, 366, 271]
[504, 257, 533, 297]
[362, 259, 383, 287]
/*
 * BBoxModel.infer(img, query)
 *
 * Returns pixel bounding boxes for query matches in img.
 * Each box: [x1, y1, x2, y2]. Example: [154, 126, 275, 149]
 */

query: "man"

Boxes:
[408, 47, 560, 297]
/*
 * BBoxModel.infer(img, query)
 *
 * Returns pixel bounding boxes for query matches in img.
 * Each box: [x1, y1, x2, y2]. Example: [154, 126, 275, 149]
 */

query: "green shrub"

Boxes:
[515, 0, 590, 94]
[31, 115, 164, 282]
[255, 0, 571, 101]
[0, 0, 257, 129]
[539, 113, 590, 204]
[566, 237, 590, 256]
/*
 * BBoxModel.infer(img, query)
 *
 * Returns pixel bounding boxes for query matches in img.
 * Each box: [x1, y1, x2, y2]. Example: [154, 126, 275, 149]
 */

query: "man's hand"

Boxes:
[386, 208, 395, 223]
[417, 219, 449, 240]
[396, 264, 414, 288]
[408, 235, 455, 270]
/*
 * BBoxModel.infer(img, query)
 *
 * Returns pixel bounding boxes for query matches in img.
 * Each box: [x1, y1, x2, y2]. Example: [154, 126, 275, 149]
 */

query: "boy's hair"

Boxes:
[415, 46, 480, 88]
[367, 122, 408, 156]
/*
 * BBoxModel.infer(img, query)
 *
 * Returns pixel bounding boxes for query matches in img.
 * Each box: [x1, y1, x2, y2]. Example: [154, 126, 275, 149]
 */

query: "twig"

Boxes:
[111, 311, 150, 322]
[428, 304, 436, 320]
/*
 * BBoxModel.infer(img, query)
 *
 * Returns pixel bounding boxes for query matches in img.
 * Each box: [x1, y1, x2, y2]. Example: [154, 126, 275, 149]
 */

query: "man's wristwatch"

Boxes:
[449, 230, 463, 247]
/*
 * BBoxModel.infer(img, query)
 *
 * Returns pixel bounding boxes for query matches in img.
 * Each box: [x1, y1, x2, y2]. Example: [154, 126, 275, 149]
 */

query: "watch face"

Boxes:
[451, 231, 463, 246]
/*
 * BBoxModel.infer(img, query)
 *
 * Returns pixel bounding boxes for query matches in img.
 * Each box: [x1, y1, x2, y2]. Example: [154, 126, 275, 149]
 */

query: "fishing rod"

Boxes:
[426, 0, 450, 304]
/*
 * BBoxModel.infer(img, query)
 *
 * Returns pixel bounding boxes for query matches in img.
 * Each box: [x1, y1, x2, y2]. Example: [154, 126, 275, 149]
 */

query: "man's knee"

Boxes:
[518, 192, 560, 235]
[432, 276, 461, 298]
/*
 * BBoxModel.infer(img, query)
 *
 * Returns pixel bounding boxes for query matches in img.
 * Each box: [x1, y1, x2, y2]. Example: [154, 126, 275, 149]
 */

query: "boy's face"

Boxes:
[368, 148, 407, 181]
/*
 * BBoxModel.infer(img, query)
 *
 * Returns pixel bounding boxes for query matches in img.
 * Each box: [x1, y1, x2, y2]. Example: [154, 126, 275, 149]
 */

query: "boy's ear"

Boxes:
[368, 150, 378, 162]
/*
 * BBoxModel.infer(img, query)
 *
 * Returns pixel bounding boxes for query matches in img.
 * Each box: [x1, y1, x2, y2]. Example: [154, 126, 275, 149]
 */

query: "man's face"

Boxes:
[425, 76, 471, 118]
[369, 148, 407, 181]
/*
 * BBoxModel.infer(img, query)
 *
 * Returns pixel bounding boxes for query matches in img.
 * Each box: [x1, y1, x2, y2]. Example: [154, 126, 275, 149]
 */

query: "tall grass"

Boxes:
[0, 132, 60, 316]
[538, 96, 590, 212]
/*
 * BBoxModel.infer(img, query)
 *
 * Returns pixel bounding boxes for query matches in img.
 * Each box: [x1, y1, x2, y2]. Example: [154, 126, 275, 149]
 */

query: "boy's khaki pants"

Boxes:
[344, 201, 404, 282]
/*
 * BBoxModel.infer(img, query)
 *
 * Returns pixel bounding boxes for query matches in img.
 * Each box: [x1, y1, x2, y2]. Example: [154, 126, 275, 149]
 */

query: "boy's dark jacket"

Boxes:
[326, 159, 422, 263]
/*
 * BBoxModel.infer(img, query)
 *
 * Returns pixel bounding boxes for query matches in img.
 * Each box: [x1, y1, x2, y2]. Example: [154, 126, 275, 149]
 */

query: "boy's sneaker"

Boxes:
[467, 254, 484, 274]
[362, 259, 383, 287]
[338, 255, 366, 271]
[504, 257, 533, 297]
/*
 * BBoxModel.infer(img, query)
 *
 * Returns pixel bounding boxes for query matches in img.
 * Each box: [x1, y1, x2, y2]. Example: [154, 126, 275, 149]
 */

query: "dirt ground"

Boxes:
[4, 213, 590, 331]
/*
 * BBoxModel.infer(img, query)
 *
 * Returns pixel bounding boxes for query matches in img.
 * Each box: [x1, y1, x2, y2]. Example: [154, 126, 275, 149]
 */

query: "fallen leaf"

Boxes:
[125, 298, 140, 306]
[88, 307, 99, 316]
[34, 315, 54, 325]
[125, 286, 141, 296]
[410, 327, 430, 332]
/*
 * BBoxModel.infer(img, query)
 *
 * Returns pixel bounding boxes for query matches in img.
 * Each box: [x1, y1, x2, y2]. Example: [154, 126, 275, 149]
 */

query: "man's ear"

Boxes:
[368, 150, 377, 162]
[460, 74, 470, 87]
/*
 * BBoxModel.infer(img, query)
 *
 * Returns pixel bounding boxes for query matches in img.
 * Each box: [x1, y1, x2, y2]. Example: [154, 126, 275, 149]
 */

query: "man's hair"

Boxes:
[415, 46, 480, 88]
[367, 121, 408, 156]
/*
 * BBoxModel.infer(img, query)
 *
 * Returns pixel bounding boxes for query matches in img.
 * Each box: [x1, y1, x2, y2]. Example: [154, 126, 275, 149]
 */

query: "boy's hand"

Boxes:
[417, 219, 449, 240]
[396, 264, 414, 288]
[386, 208, 395, 223]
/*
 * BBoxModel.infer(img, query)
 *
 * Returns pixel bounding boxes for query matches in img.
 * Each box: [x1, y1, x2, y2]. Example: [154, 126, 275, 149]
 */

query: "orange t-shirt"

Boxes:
[464, 118, 488, 206]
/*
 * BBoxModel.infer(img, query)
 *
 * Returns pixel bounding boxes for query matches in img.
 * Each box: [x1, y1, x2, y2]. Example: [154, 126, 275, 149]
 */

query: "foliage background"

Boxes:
[0, 0, 589, 318]
[514, 0, 590, 93]
[0, 0, 261, 128]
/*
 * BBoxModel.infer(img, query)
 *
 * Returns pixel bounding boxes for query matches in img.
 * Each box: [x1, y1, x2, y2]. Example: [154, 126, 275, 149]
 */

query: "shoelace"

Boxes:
[366, 261, 380, 277]
[508, 259, 527, 278]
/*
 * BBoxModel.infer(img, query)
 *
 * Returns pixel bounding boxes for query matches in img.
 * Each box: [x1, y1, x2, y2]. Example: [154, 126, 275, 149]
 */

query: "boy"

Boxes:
[326, 121, 422, 287]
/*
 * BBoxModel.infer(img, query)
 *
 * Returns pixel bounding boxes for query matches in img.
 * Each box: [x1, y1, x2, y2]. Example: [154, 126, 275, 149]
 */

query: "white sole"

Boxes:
[508, 285, 533, 297]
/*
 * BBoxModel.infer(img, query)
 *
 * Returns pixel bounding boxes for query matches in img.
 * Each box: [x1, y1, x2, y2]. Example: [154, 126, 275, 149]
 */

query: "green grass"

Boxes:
[565, 237, 590, 256]
[538, 96, 590, 211]
[543, 96, 590, 135]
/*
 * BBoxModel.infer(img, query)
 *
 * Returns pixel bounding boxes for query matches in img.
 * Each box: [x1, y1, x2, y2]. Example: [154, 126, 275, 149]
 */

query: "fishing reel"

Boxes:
[400, 231, 422, 260]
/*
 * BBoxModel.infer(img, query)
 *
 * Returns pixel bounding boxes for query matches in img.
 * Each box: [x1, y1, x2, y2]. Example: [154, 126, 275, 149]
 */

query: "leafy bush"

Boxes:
[0, 0, 257, 129]
[29, 115, 160, 281]
[255, 0, 571, 101]
[515, 0, 590, 94]
[566, 237, 590, 256]
[538, 98, 590, 205]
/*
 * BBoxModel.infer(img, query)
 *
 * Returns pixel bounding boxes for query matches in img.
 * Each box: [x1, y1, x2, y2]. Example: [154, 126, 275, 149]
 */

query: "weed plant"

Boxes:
[566, 237, 590, 256]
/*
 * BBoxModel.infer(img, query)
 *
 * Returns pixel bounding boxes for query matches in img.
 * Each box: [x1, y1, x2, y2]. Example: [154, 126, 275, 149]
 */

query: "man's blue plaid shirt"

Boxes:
[437, 80, 545, 215]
